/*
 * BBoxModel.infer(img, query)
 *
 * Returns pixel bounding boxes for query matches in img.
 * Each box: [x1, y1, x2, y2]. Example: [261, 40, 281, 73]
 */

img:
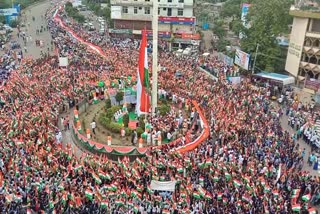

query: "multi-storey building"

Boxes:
[285, 7, 320, 90]
[109, 0, 200, 48]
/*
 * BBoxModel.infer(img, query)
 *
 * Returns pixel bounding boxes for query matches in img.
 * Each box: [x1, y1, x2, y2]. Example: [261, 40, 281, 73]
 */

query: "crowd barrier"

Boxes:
[71, 99, 209, 157]
[54, 8, 210, 156]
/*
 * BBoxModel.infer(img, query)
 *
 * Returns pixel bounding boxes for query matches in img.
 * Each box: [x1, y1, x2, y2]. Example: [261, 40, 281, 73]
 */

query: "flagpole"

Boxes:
[151, 0, 158, 116]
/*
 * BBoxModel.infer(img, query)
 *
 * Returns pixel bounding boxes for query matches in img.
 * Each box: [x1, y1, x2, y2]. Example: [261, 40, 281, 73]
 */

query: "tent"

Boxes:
[253, 72, 295, 86]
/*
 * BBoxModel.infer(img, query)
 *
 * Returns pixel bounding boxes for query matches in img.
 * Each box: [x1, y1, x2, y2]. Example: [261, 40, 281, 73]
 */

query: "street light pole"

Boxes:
[152, 0, 158, 115]
[252, 43, 260, 74]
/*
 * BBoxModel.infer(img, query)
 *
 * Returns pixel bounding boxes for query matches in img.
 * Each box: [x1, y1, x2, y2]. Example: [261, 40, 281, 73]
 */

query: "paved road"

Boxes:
[16, 0, 53, 59]
[201, 30, 214, 52]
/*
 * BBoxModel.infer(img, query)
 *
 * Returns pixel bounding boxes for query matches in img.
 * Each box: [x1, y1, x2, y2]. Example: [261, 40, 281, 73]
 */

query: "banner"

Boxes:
[305, 78, 320, 91]
[239, 3, 251, 39]
[150, 180, 176, 192]
[159, 16, 195, 25]
[109, 29, 132, 34]
[59, 57, 69, 67]
[234, 49, 250, 70]
[146, 31, 171, 38]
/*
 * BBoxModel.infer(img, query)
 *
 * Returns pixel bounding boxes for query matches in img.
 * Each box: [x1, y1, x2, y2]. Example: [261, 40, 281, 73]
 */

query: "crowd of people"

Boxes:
[0, 2, 319, 214]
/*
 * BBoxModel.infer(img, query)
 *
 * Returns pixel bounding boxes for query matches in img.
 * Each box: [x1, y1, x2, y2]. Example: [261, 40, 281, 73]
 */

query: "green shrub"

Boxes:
[139, 115, 145, 129]
[10, 20, 18, 28]
[105, 99, 112, 109]
[159, 104, 170, 116]
[125, 127, 133, 136]
[123, 114, 129, 127]
[109, 122, 123, 133]
[136, 127, 144, 138]
[99, 116, 110, 127]
[115, 91, 124, 105]
[105, 105, 121, 119]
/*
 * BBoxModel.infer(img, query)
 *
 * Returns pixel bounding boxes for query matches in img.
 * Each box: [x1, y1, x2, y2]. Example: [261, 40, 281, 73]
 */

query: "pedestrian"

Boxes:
[90, 120, 96, 134]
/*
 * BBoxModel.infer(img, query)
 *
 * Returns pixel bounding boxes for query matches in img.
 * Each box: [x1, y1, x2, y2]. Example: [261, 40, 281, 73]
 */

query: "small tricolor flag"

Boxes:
[292, 204, 301, 212]
[302, 193, 311, 202]
[233, 179, 241, 188]
[85, 189, 93, 201]
[308, 207, 317, 214]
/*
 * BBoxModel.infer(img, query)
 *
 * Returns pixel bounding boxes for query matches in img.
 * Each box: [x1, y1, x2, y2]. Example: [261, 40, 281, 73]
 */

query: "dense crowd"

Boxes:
[0, 2, 319, 214]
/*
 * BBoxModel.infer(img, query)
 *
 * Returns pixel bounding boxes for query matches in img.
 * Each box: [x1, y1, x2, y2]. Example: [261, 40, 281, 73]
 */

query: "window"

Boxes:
[146, 0, 150, 2]
[178, 0, 184, 2]
[178, 8, 183, 16]
[168, 0, 172, 2]
[158, 8, 160, 15]
[122, 6, 128, 13]
[167, 8, 172, 16]
[134, 7, 138, 14]
[145, 7, 150, 14]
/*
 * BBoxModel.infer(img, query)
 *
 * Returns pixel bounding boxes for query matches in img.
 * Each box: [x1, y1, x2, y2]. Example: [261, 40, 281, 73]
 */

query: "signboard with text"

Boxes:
[173, 33, 200, 40]
[305, 78, 320, 91]
[109, 29, 132, 34]
[146, 31, 171, 38]
[0, 8, 18, 16]
[158, 3, 184, 8]
[158, 16, 196, 25]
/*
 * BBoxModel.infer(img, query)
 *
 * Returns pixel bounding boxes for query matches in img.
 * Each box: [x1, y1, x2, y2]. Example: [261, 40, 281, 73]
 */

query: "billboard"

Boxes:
[158, 16, 195, 25]
[234, 49, 250, 70]
[239, 3, 251, 39]
[109, 29, 132, 34]
[0, 8, 18, 16]
[111, 6, 122, 19]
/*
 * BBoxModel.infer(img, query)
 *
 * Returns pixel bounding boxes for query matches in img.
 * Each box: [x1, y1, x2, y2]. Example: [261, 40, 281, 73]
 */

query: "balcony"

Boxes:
[120, 13, 152, 21]
[306, 31, 320, 39]
[111, 0, 193, 7]
[111, 0, 153, 6]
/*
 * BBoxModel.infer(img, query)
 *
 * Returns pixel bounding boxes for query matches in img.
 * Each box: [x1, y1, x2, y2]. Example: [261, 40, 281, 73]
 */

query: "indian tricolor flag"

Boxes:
[136, 29, 151, 115]
[308, 208, 317, 214]
[85, 189, 93, 201]
[302, 193, 311, 201]
[292, 204, 301, 212]
[233, 179, 241, 188]
[101, 200, 108, 208]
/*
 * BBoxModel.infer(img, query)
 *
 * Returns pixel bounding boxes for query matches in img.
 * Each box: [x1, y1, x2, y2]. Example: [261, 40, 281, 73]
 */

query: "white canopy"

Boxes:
[254, 72, 295, 85]
[202, 52, 210, 57]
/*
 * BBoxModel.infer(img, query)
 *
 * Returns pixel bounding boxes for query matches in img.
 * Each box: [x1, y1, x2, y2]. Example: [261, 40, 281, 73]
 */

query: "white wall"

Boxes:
[285, 17, 308, 77]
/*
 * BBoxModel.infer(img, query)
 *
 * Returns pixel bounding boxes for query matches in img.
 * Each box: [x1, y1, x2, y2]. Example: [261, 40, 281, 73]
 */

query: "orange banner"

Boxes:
[181, 33, 201, 40]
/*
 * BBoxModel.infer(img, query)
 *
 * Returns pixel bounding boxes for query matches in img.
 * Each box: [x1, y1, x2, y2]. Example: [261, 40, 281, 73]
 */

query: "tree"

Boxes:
[0, 15, 5, 25]
[105, 98, 112, 109]
[240, 0, 293, 71]
[115, 91, 124, 105]
[220, 0, 243, 20]
[123, 114, 129, 127]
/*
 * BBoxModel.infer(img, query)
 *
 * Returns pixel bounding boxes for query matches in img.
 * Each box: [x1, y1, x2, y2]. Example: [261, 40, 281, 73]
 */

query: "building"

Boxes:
[286, 7, 320, 86]
[110, 0, 200, 47]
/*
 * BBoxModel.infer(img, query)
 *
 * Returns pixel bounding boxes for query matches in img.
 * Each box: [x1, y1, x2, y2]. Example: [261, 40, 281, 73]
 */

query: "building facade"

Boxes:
[110, 0, 200, 47]
[286, 8, 320, 83]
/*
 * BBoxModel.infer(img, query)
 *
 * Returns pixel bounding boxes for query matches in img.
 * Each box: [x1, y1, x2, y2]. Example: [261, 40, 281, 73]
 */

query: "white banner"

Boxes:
[234, 49, 250, 70]
[111, 6, 122, 19]
[150, 180, 176, 192]
[59, 57, 69, 67]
